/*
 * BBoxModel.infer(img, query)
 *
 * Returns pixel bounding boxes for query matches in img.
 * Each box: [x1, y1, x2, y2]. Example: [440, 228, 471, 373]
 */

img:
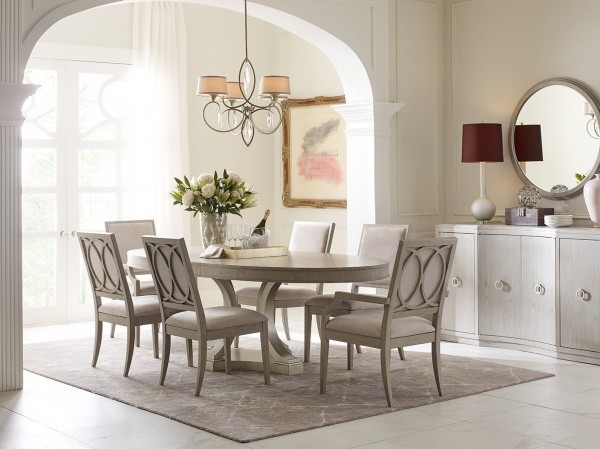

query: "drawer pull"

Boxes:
[451, 277, 462, 287]
[576, 289, 591, 301]
[495, 280, 505, 291]
[534, 284, 545, 295]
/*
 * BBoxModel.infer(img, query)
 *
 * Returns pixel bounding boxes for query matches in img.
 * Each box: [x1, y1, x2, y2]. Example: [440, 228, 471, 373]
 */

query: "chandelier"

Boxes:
[196, 0, 291, 146]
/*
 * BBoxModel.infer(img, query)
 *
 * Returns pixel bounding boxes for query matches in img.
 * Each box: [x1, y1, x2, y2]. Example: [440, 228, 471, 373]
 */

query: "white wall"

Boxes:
[38, 4, 133, 48]
[394, 0, 445, 236]
[446, 0, 600, 223]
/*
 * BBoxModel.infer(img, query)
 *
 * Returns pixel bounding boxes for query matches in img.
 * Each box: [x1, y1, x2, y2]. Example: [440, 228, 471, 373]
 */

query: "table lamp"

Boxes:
[462, 123, 504, 223]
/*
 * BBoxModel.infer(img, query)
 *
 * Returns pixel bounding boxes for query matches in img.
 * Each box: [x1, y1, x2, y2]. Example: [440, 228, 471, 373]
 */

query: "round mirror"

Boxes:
[509, 78, 600, 199]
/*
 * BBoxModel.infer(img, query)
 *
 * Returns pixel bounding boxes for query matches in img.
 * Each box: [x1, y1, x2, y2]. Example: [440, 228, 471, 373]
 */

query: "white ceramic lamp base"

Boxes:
[471, 195, 496, 223]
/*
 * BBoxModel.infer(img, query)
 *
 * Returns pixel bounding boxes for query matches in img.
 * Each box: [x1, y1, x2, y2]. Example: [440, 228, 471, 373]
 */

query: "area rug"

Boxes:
[24, 335, 553, 443]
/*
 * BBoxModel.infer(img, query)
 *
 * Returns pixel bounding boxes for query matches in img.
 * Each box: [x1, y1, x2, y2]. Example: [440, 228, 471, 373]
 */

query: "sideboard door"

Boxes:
[479, 234, 521, 338]
[560, 238, 600, 352]
[520, 236, 556, 345]
[439, 232, 476, 334]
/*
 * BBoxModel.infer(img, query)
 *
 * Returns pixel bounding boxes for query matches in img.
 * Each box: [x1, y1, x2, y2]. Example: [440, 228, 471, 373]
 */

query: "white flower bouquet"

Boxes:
[170, 170, 257, 217]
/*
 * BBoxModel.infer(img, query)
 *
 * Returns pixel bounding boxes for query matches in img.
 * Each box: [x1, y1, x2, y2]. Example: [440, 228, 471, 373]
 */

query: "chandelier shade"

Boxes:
[196, 0, 291, 146]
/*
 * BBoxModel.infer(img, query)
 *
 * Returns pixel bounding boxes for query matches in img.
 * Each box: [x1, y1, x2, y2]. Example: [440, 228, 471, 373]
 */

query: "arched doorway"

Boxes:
[2, 0, 401, 391]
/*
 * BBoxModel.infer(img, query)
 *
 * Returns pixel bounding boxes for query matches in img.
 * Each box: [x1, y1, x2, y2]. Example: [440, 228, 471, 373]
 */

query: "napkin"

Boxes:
[199, 244, 228, 259]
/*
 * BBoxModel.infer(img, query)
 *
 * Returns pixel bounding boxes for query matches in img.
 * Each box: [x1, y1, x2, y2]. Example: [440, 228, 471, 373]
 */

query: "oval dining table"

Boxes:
[127, 248, 389, 375]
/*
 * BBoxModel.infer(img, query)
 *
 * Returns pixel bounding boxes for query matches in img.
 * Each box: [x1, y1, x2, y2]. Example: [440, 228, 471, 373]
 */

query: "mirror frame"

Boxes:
[509, 77, 600, 199]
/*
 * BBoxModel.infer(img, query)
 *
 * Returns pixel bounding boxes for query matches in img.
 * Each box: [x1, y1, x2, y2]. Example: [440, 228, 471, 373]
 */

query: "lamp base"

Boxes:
[471, 196, 496, 222]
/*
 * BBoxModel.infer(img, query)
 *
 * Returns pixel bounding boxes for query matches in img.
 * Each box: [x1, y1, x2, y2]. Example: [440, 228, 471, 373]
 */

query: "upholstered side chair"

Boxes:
[105, 219, 157, 344]
[235, 221, 335, 345]
[142, 236, 270, 396]
[319, 237, 457, 407]
[77, 232, 162, 377]
[304, 224, 410, 364]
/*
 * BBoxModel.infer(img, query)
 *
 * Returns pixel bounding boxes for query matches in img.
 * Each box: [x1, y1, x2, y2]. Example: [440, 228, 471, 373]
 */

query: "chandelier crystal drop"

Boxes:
[196, 0, 291, 146]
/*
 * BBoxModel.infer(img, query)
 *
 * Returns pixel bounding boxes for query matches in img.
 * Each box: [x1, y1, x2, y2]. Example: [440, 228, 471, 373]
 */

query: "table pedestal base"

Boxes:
[206, 348, 304, 375]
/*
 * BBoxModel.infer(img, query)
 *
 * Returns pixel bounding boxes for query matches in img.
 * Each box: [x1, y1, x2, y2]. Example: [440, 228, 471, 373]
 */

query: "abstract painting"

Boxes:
[282, 96, 346, 208]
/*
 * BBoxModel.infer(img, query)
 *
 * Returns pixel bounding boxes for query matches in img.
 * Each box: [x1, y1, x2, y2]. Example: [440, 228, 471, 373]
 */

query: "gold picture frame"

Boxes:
[282, 95, 347, 208]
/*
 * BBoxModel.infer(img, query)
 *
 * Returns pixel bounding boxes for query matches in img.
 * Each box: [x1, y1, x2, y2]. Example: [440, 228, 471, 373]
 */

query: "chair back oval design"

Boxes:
[389, 238, 457, 314]
[78, 232, 128, 299]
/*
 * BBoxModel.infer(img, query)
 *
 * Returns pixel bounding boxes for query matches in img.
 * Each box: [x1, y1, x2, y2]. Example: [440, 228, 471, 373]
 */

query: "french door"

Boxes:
[22, 58, 132, 325]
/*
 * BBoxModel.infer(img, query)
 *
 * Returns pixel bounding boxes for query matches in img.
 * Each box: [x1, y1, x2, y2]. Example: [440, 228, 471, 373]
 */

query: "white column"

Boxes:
[334, 102, 402, 255]
[1, 0, 38, 392]
[0, 83, 37, 392]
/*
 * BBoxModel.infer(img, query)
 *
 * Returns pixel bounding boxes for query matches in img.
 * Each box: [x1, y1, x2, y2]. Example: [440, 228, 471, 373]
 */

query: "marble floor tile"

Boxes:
[470, 404, 600, 444]
[417, 394, 527, 420]
[246, 409, 459, 449]
[483, 375, 600, 405]
[352, 421, 547, 449]
[555, 426, 600, 449]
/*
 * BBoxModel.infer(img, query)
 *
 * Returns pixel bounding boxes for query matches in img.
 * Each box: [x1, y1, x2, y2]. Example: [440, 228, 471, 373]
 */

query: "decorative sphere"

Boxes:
[517, 185, 541, 208]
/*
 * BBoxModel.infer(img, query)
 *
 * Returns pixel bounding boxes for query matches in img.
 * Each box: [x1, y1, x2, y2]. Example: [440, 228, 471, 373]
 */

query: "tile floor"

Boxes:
[2, 311, 600, 449]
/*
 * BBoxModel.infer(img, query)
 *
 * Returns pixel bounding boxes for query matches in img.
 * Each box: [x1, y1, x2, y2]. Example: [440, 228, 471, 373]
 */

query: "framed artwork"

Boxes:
[282, 95, 347, 208]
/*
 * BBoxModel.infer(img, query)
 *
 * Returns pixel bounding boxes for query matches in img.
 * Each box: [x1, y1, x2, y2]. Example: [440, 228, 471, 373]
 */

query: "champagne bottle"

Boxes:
[252, 209, 270, 235]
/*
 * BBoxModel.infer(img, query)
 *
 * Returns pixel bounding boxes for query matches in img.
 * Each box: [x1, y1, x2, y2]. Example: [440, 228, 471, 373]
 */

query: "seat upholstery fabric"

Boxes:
[127, 279, 156, 296]
[326, 310, 435, 339]
[98, 295, 160, 318]
[166, 306, 267, 332]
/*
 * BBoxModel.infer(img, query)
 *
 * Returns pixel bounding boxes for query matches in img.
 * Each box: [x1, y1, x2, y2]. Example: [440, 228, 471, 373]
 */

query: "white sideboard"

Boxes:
[436, 223, 600, 365]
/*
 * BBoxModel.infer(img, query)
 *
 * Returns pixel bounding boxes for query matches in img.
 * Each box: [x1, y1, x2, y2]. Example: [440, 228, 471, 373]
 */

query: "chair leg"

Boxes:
[186, 339, 193, 367]
[316, 315, 323, 339]
[224, 337, 233, 375]
[152, 323, 159, 359]
[233, 335, 239, 349]
[319, 333, 330, 394]
[356, 344, 362, 354]
[281, 308, 291, 341]
[432, 340, 443, 396]
[380, 344, 393, 407]
[195, 340, 208, 396]
[124, 324, 135, 377]
[110, 323, 116, 338]
[398, 347, 406, 361]
[135, 325, 141, 348]
[347, 343, 354, 370]
[260, 321, 271, 385]
[304, 307, 312, 363]
[92, 320, 103, 367]
[159, 329, 170, 385]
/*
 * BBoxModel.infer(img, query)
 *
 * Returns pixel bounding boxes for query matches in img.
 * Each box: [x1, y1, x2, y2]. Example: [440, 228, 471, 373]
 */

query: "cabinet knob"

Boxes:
[576, 289, 591, 301]
[495, 280, 505, 291]
[451, 277, 462, 287]
[534, 284, 545, 295]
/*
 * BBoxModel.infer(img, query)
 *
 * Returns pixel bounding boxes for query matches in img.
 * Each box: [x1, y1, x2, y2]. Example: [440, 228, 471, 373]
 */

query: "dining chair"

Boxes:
[77, 232, 162, 377]
[319, 237, 457, 407]
[304, 224, 410, 364]
[234, 221, 335, 346]
[105, 219, 156, 344]
[142, 236, 270, 396]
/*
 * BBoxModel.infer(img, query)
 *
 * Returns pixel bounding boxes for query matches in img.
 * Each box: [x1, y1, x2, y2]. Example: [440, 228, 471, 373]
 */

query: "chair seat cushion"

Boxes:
[237, 285, 319, 302]
[99, 295, 160, 318]
[165, 306, 267, 332]
[326, 310, 435, 339]
[127, 279, 156, 296]
[306, 294, 383, 312]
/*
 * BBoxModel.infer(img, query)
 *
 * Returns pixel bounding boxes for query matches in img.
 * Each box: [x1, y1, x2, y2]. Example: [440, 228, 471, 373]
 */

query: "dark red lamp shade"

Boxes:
[462, 123, 504, 163]
[514, 124, 543, 162]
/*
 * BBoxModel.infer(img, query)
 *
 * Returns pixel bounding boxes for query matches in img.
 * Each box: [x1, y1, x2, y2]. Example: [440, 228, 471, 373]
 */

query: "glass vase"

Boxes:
[200, 212, 228, 248]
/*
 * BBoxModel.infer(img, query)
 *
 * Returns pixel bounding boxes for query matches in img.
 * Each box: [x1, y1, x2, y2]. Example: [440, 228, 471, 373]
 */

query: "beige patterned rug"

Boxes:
[24, 335, 553, 442]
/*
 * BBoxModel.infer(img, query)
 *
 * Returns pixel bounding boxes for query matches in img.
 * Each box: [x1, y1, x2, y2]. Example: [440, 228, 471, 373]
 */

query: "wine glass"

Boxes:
[226, 224, 237, 247]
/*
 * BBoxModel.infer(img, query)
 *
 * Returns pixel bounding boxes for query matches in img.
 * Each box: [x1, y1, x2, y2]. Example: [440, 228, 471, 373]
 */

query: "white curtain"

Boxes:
[131, 2, 190, 240]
